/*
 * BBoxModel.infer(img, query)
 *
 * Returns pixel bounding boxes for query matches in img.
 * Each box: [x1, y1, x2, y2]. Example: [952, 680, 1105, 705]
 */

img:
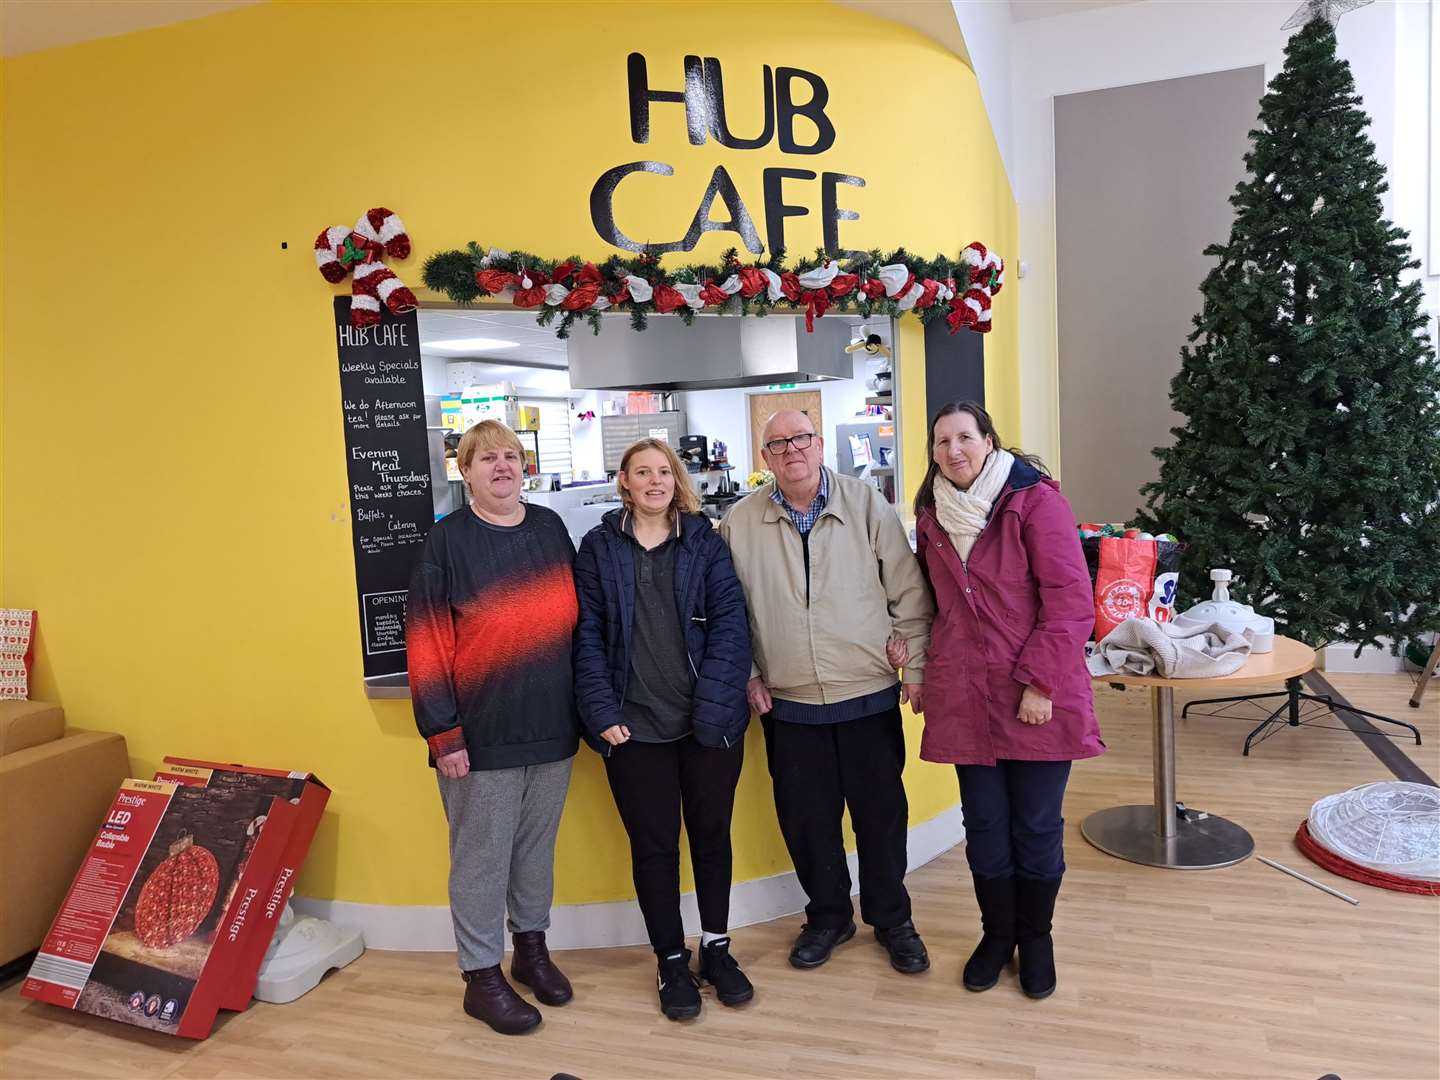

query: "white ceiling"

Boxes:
[418, 309, 571, 368]
[1010, 0, 1144, 22]
[0, 0, 261, 57]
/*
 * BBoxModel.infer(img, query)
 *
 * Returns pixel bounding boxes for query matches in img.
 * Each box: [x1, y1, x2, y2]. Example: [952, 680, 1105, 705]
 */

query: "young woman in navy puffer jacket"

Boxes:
[572, 438, 753, 1022]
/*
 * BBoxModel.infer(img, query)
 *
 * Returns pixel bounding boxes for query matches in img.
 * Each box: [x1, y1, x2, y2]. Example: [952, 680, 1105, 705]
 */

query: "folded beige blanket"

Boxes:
[1087, 617, 1253, 679]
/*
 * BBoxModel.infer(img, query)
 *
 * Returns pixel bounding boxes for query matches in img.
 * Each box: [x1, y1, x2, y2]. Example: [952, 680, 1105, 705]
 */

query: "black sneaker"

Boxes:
[789, 921, 856, 969]
[875, 919, 930, 974]
[698, 937, 754, 1006]
[656, 949, 701, 1020]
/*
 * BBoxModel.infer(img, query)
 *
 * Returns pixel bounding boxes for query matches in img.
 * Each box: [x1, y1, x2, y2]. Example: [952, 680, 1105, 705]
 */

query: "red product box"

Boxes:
[21, 762, 328, 1039]
[155, 758, 329, 1012]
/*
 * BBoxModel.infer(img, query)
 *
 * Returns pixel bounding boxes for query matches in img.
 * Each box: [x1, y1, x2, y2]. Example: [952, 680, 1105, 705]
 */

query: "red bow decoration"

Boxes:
[475, 269, 519, 295]
[861, 278, 886, 299]
[560, 284, 602, 311]
[512, 268, 549, 308]
[652, 284, 687, 314]
[736, 266, 768, 299]
[699, 280, 730, 306]
[915, 278, 942, 311]
[314, 207, 416, 328]
[946, 295, 977, 333]
[829, 274, 858, 298]
[778, 272, 802, 303]
[802, 290, 831, 333]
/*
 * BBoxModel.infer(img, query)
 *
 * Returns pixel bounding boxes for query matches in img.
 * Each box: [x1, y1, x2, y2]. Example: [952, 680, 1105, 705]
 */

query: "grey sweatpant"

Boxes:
[437, 756, 574, 970]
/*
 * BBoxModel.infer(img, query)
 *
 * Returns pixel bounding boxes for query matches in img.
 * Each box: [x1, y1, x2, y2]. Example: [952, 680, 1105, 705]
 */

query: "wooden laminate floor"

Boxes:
[2, 674, 1437, 1080]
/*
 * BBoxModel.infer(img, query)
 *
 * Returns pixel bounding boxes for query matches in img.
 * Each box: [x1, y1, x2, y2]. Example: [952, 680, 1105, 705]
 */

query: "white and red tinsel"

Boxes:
[315, 207, 418, 328]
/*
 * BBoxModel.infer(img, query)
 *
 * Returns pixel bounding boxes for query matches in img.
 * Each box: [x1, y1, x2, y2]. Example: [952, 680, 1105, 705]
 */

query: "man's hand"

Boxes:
[747, 676, 773, 716]
[436, 748, 471, 779]
[901, 683, 924, 714]
[600, 724, 630, 746]
[1017, 685, 1053, 726]
[886, 635, 909, 671]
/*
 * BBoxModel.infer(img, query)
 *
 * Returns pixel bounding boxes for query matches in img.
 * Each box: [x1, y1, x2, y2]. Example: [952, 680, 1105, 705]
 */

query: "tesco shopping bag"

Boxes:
[1080, 534, 1183, 640]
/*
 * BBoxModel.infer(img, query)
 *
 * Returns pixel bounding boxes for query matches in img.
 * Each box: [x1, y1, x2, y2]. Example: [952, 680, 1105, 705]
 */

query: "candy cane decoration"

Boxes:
[314, 207, 417, 328]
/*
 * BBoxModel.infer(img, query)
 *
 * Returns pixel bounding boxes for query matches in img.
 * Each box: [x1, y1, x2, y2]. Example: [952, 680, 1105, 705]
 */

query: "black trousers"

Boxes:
[603, 735, 745, 955]
[956, 760, 1072, 880]
[761, 706, 911, 931]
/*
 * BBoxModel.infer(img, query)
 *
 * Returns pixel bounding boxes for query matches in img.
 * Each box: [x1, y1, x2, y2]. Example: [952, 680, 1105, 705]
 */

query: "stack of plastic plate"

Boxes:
[1296, 781, 1440, 895]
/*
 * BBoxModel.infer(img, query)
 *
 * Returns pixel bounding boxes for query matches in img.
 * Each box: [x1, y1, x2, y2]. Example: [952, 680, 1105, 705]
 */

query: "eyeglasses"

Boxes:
[764, 433, 816, 455]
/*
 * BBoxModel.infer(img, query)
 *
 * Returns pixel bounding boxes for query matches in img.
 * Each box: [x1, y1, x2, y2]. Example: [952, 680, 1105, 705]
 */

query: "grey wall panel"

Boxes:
[1055, 66, 1264, 524]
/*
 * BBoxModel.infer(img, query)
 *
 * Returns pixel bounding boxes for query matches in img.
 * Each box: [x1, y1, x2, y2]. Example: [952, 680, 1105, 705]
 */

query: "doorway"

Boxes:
[748, 390, 823, 474]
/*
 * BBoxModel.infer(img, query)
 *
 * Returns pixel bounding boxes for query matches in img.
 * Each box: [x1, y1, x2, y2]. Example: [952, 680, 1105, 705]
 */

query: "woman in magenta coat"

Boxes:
[912, 401, 1103, 1001]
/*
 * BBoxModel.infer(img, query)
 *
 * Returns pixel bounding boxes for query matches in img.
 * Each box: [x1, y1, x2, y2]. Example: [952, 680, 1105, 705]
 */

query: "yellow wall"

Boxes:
[1, 0, 1017, 906]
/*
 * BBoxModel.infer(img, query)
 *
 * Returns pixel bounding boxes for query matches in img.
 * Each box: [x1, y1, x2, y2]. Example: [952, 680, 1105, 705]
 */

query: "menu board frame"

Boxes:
[333, 298, 433, 678]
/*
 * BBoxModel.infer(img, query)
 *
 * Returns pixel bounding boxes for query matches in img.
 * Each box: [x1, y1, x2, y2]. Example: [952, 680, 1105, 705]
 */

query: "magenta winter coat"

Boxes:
[916, 459, 1105, 767]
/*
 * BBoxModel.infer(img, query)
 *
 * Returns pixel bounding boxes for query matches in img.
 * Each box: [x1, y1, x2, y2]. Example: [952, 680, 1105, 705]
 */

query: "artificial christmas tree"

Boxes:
[1136, 13, 1440, 658]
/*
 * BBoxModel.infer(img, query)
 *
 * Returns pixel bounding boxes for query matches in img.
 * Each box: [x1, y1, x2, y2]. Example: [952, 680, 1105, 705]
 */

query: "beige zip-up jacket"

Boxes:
[719, 468, 934, 706]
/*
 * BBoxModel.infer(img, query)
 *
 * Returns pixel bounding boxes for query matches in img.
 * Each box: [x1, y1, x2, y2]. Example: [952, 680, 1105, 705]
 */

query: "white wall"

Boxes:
[949, 0, 1016, 187]
[1007, 0, 1436, 473]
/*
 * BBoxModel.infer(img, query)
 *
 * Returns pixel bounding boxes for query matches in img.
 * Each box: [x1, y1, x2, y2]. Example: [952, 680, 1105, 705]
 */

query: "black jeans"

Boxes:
[761, 706, 912, 931]
[603, 735, 745, 955]
[956, 760, 1072, 880]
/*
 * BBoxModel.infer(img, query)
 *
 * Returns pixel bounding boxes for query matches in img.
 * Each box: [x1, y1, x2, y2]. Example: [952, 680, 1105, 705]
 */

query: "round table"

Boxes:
[1081, 636, 1315, 870]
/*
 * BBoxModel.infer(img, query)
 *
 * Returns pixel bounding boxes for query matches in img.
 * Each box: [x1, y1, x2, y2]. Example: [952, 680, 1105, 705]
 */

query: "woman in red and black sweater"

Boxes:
[407, 419, 579, 1036]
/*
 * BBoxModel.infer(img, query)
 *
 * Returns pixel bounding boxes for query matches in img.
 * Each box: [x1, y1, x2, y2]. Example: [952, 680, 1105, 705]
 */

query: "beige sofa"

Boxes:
[0, 700, 129, 971]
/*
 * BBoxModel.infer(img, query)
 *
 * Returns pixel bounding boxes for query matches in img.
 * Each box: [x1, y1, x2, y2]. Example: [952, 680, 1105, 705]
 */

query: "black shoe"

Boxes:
[964, 874, 1017, 992]
[789, 921, 856, 969]
[874, 919, 930, 974]
[698, 936, 754, 1006]
[1016, 877, 1062, 1000]
[656, 948, 701, 1020]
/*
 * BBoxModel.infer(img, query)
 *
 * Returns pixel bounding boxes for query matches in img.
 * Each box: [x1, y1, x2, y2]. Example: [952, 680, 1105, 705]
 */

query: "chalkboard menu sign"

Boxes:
[333, 298, 433, 678]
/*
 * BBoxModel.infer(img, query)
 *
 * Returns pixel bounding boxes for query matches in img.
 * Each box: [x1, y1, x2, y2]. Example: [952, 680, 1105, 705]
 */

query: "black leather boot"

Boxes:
[462, 966, 542, 1034]
[963, 874, 1017, 992]
[511, 930, 573, 1006]
[1016, 876, 1062, 1000]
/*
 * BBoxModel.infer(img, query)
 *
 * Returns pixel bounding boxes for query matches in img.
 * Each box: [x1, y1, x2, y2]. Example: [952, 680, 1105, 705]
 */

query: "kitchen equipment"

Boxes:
[679, 434, 710, 471]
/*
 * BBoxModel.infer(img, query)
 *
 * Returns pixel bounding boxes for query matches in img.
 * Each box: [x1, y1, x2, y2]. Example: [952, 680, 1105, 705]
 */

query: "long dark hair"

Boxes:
[913, 401, 1050, 517]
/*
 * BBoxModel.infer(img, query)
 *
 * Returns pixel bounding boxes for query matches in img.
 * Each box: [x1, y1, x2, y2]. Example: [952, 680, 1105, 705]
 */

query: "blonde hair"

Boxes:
[617, 438, 701, 517]
[457, 420, 525, 472]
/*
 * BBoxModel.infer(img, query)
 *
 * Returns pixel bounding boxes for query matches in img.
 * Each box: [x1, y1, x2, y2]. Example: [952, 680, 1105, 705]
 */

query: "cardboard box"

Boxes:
[21, 761, 328, 1039]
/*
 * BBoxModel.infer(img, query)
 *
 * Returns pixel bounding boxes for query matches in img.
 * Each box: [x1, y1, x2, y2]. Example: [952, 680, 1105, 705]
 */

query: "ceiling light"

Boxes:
[424, 337, 520, 353]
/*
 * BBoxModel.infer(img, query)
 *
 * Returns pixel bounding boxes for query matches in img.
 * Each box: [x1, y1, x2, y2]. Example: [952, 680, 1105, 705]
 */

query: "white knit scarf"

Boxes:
[932, 448, 1014, 562]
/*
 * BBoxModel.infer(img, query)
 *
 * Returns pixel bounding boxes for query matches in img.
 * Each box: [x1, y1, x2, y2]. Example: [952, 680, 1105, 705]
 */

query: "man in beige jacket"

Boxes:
[721, 409, 934, 974]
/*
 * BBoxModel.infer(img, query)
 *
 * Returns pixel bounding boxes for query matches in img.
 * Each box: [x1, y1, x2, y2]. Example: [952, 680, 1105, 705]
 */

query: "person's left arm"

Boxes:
[1012, 489, 1095, 704]
[870, 492, 935, 689]
[696, 530, 754, 716]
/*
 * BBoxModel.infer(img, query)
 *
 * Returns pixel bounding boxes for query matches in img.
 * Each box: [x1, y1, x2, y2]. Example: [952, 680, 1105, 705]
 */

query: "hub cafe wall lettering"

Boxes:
[333, 298, 433, 679]
[590, 53, 865, 257]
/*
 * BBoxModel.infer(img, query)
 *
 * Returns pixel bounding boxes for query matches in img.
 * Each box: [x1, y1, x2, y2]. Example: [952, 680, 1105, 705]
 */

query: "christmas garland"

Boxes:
[421, 242, 1005, 339]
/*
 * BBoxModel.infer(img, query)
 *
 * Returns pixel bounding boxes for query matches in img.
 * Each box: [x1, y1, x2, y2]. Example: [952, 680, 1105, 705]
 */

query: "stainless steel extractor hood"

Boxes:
[567, 313, 855, 391]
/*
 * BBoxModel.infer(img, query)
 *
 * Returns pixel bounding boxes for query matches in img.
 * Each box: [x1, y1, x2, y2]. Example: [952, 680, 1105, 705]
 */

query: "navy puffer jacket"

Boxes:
[573, 509, 752, 754]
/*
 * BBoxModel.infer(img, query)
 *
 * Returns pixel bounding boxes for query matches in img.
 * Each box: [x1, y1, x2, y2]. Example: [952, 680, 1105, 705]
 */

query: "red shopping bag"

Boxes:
[1081, 537, 1182, 640]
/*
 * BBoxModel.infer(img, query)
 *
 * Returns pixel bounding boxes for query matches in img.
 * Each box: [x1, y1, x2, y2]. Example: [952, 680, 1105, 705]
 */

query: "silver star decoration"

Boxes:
[1283, 0, 1374, 30]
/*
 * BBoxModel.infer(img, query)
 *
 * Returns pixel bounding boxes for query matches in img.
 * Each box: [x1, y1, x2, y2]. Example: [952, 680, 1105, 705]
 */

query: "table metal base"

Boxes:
[1081, 804, 1254, 870]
